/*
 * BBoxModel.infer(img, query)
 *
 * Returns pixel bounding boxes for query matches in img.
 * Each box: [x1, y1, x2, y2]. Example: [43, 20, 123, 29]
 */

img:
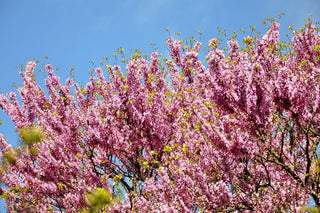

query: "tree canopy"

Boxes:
[0, 21, 320, 212]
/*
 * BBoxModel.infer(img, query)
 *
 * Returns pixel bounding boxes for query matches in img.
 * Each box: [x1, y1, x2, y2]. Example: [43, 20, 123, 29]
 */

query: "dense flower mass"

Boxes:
[0, 22, 320, 212]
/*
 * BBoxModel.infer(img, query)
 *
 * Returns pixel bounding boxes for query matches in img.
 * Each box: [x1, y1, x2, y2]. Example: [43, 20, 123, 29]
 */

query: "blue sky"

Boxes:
[0, 0, 320, 210]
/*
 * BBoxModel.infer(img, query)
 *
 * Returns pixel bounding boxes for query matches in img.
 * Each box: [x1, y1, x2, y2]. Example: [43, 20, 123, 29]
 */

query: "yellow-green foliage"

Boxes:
[83, 187, 112, 213]
[301, 206, 320, 213]
[3, 149, 16, 165]
[20, 126, 44, 145]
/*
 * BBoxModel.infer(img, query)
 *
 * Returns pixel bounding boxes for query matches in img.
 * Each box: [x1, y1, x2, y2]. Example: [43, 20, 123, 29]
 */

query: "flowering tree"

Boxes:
[0, 21, 320, 212]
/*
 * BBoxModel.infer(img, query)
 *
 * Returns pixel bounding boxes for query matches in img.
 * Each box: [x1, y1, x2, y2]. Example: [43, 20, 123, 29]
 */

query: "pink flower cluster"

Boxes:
[0, 22, 319, 212]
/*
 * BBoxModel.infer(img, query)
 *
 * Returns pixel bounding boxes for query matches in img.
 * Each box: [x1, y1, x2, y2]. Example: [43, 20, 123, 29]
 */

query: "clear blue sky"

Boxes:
[0, 0, 320, 210]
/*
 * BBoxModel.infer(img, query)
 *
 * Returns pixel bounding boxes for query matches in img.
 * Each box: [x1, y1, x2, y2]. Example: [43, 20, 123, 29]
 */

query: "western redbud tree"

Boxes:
[0, 21, 320, 212]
